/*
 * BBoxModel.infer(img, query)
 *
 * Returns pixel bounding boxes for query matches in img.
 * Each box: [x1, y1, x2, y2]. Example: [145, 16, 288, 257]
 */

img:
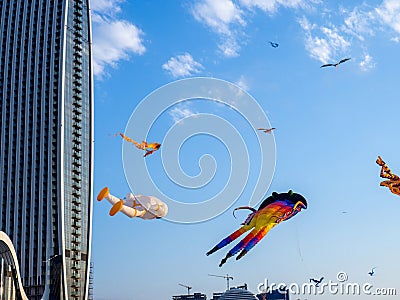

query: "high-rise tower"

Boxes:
[0, 0, 93, 299]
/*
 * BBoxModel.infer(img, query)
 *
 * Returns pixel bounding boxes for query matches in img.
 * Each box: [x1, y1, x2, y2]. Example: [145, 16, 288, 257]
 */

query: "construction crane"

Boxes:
[208, 274, 234, 291]
[178, 283, 192, 295]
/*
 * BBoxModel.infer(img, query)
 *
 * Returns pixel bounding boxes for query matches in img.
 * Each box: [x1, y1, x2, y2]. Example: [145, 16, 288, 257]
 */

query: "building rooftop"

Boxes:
[215, 287, 258, 300]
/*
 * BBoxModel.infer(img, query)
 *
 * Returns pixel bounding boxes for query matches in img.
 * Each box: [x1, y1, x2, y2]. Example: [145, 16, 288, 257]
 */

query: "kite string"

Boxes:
[294, 224, 313, 288]
[295, 224, 311, 276]
[295, 224, 304, 262]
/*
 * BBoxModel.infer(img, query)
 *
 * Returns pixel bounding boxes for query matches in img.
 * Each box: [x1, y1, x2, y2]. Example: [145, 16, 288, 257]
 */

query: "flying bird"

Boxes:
[310, 277, 324, 287]
[320, 58, 351, 68]
[268, 41, 279, 48]
[368, 267, 376, 276]
[257, 128, 276, 134]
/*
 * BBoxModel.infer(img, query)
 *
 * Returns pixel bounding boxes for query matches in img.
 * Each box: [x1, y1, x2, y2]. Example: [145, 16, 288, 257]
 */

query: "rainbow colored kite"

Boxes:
[207, 190, 307, 267]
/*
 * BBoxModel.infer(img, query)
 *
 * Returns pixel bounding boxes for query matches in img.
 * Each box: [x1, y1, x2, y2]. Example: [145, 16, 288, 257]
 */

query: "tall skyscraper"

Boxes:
[0, 0, 93, 299]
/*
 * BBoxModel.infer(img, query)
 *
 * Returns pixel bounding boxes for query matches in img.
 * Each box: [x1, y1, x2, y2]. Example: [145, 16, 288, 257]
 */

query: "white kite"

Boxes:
[97, 187, 168, 219]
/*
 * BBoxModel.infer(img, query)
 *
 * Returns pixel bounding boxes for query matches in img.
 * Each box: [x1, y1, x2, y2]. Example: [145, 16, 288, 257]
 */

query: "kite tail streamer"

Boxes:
[236, 227, 270, 261]
[219, 229, 257, 267]
[207, 226, 249, 256]
[118, 132, 142, 149]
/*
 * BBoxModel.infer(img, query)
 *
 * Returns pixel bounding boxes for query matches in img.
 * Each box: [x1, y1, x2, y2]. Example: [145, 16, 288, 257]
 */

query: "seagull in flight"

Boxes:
[268, 41, 279, 48]
[310, 277, 324, 287]
[368, 267, 376, 276]
[258, 128, 276, 134]
[320, 58, 351, 68]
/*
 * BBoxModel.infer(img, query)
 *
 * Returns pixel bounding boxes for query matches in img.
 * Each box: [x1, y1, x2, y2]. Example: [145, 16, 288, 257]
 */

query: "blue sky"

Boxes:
[90, 0, 400, 299]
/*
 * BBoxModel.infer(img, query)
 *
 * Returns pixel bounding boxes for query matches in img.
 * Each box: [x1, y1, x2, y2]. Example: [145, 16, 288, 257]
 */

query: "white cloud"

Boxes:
[342, 6, 375, 41]
[236, 75, 249, 91]
[359, 53, 376, 71]
[299, 17, 331, 63]
[190, 0, 321, 58]
[192, 0, 245, 35]
[376, 0, 400, 34]
[218, 38, 241, 58]
[321, 26, 350, 50]
[91, 0, 146, 78]
[162, 53, 204, 78]
[299, 17, 350, 64]
[390, 36, 400, 43]
[239, 0, 305, 13]
[90, 0, 124, 15]
[304, 35, 332, 64]
[298, 16, 316, 31]
[169, 103, 198, 124]
[192, 0, 245, 57]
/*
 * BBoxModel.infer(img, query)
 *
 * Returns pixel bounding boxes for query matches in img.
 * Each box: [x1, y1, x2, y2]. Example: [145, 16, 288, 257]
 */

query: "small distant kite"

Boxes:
[268, 41, 279, 48]
[310, 277, 324, 287]
[257, 128, 276, 134]
[206, 190, 307, 267]
[97, 187, 168, 219]
[117, 132, 161, 157]
[320, 58, 351, 68]
[376, 156, 400, 196]
[368, 267, 376, 276]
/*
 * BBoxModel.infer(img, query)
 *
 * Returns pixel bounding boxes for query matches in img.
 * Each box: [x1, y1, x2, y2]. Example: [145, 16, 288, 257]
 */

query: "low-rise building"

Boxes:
[172, 292, 207, 300]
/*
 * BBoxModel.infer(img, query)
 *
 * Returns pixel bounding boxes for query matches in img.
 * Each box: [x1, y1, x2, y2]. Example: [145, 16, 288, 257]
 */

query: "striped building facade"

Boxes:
[0, 0, 93, 299]
[212, 288, 258, 300]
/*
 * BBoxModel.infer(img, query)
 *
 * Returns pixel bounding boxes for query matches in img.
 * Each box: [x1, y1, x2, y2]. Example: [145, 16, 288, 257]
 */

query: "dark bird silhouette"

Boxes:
[257, 128, 276, 134]
[320, 58, 351, 68]
[310, 277, 324, 287]
[268, 41, 279, 48]
[368, 267, 376, 276]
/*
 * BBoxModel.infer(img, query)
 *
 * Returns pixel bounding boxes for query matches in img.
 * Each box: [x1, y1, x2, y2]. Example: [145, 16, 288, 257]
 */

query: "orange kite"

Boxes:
[376, 156, 400, 196]
[117, 133, 161, 157]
